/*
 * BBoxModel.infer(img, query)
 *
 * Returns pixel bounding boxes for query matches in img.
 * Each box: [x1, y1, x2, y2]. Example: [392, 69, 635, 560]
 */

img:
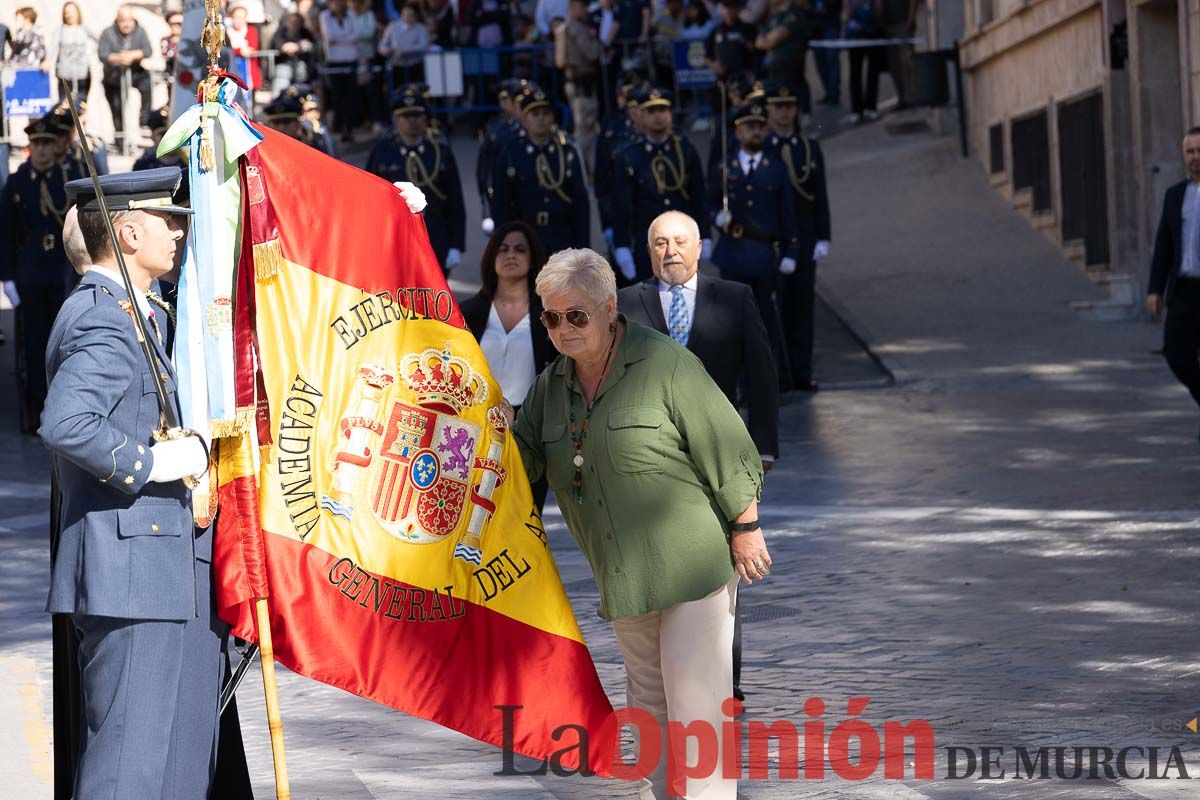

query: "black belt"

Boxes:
[729, 222, 778, 245]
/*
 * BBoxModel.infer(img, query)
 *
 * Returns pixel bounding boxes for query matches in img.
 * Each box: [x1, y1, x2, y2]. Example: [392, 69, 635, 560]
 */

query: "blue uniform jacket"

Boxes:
[0, 161, 74, 287]
[707, 152, 800, 279]
[490, 129, 591, 255]
[40, 271, 204, 622]
[366, 131, 466, 268]
[765, 131, 831, 256]
[610, 133, 707, 253]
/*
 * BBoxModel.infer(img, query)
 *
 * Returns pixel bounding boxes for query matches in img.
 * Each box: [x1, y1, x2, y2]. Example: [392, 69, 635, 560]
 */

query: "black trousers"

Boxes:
[103, 70, 152, 135]
[779, 256, 817, 383]
[16, 282, 65, 432]
[723, 272, 792, 391]
[326, 62, 360, 135]
[849, 46, 885, 114]
[1163, 278, 1200, 409]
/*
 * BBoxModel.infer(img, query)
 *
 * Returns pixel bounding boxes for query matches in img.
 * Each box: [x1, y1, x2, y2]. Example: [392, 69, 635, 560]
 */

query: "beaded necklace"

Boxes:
[567, 327, 619, 504]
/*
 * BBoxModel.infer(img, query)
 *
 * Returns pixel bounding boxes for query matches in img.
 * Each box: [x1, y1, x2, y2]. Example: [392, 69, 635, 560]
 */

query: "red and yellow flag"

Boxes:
[214, 127, 615, 773]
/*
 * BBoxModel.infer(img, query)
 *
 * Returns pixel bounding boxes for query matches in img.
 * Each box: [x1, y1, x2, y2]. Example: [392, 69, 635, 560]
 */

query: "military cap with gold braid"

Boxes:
[264, 94, 303, 122]
[515, 86, 552, 113]
[66, 166, 193, 215]
[392, 83, 429, 115]
[764, 81, 797, 105]
[640, 86, 673, 109]
[732, 102, 767, 126]
[25, 116, 60, 142]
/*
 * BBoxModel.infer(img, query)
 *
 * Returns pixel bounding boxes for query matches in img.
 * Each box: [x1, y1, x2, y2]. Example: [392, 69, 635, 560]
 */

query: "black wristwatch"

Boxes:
[729, 519, 760, 533]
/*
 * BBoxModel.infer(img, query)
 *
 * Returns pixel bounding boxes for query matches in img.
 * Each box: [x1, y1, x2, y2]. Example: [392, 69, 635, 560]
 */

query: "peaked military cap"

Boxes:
[641, 86, 673, 109]
[25, 116, 60, 142]
[515, 87, 552, 113]
[732, 102, 767, 126]
[392, 84, 428, 115]
[626, 83, 654, 108]
[764, 81, 797, 105]
[285, 83, 319, 110]
[264, 95, 303, 121]
[66, 167, 193, 215]
[498, 78, 531, 101]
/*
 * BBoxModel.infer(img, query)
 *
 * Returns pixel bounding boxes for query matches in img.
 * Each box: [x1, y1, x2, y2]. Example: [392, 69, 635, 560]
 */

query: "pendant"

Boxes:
[573, 454, 584, 468]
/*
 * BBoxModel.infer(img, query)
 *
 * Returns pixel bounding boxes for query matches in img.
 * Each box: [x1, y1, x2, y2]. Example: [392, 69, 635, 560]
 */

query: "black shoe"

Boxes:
[732, 687, 745, 701]
[793, 379, 819, 392]
[818, 95, 840, 106]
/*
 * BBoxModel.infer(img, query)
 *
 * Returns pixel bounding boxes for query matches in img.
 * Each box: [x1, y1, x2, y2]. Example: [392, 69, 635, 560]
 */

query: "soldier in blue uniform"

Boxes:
[764, 82, 831, 391]
[594, 73, 646, 254]
[490, 87, 591, 256]
[707, 101, 799, 390]
[0, 117, 77, 432]
[366, 85, 467, 274]
[42, 167, 221, 799]
[610, 86, 708, 285]
[476, 78, 532, 234]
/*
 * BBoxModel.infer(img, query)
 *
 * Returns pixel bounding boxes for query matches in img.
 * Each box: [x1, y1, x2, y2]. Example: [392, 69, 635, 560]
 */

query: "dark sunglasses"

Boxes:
[540, 299, 604, 330]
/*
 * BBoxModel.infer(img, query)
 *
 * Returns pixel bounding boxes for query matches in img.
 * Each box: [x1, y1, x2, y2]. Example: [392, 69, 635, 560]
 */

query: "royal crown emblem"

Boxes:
[320, 346, 505, 561]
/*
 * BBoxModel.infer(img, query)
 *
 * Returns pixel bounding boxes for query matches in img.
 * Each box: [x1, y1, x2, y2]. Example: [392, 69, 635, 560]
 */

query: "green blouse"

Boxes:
[513, 318, 763, 620]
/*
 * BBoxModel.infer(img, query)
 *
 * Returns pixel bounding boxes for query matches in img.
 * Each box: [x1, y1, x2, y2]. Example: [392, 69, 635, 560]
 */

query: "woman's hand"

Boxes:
[499, 398, 516, 427]
[731, 528, 772, 584]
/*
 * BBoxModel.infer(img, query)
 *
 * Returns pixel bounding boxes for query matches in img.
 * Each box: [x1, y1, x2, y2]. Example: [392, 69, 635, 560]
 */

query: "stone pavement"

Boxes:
[4, 118, 1200, 798]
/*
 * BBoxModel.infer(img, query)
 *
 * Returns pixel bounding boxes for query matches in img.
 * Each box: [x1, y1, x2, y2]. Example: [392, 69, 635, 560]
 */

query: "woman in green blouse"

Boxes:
[510, 247, 772, 799]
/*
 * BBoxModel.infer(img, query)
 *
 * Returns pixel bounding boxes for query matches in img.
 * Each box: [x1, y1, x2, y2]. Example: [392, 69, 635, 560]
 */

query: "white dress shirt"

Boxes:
[657, 272, 698, 336]
[479, 304, 537, 405]
[737, 149, 762, 177]
[1182, 181, 1200, 278]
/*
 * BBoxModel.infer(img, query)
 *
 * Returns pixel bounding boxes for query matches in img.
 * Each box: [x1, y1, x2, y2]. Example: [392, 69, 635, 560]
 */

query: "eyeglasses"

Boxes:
[540, 299, 605, 330]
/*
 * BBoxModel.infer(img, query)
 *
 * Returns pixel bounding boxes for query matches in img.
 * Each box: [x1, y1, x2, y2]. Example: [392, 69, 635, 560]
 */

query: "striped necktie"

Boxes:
[668, 284, 689, 347]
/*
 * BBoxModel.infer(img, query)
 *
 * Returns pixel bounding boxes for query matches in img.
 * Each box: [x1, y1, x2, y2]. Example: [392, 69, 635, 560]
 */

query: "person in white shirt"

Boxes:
[320, 0, 361, 142]
[459, 221, 556, 510]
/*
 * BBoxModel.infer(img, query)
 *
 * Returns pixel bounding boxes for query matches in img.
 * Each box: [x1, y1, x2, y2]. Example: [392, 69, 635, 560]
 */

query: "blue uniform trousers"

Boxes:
[72, 557, 222, 800]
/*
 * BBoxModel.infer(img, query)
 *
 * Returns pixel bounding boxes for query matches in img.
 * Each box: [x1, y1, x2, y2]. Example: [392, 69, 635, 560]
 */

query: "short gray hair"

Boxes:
[63, 206, 90, 275]
[535, 248, 617, 305]
[647, 210, 700, 245]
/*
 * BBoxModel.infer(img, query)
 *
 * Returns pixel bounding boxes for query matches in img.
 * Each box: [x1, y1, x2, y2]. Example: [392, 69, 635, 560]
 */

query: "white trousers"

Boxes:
[611, 578, 739, 800]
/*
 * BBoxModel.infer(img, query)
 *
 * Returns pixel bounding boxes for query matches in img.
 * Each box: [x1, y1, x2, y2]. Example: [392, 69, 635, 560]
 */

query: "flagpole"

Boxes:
[255, 598, 291, 799]
[192, 1, 291, 796]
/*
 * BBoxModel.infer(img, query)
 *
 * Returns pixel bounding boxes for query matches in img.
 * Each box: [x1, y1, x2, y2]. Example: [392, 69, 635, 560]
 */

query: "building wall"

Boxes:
[961, 0, 1107, 173]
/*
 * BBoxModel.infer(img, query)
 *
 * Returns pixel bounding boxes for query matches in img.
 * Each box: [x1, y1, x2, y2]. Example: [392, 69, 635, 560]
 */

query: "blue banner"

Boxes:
[3, 68, 54, 117]
[673, 41, 715, 89]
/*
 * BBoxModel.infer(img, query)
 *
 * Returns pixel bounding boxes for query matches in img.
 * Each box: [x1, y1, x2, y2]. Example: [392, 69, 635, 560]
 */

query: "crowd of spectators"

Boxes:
[3, 0, 920, 153]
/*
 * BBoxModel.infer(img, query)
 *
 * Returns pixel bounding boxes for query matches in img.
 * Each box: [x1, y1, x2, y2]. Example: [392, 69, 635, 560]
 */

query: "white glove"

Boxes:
[614, 247, 636, 280]
[481, 217, 495, 235]
[2, 281, 19, 308]
[813, 240, 830, 261]
[446, 248, 462, 270]
[148, 435, 208, 484]
[714, 208, 732, 231]
[779, 257, 797, 275]
[392, 181, 428, 214]
[700, 238, 713, 260]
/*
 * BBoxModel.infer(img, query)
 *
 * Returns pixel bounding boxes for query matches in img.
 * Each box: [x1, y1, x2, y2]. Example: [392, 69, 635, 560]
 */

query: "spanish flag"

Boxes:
[214, 126, 615, 774]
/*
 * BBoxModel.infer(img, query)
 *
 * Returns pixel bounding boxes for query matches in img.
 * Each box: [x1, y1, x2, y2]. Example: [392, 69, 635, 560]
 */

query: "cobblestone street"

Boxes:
[3, 120, 1199, 798]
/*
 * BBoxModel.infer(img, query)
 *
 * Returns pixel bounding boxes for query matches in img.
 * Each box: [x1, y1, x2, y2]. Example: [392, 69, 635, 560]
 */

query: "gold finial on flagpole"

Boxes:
[196, 0, 224, 170]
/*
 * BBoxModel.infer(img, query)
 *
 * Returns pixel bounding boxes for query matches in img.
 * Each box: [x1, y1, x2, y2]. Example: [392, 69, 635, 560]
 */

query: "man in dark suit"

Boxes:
[618, 209, 779, 700]
[1148, 126, 1200, 433]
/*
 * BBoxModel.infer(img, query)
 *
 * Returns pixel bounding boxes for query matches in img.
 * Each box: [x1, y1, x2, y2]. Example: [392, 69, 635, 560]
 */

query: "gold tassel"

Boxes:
[253, 239, 282, 281]
[199, 115, 216, 172]
[209, 417, 243, 440]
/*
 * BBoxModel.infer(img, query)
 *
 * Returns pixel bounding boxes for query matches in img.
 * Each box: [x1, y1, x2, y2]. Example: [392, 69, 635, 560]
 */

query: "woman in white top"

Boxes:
[49, 2, 94, 97]
[459, 222, 555, 510]
[320, 0, 361, 142]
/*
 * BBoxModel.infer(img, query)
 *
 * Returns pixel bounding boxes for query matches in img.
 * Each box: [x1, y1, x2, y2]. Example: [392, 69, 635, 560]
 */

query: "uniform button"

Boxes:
[606, 533, 613, 540]
[151, 524, 159, 532]
[664, 199, 670, 206]
[748, 200, 754, 207]
[614, 566, 621, 574]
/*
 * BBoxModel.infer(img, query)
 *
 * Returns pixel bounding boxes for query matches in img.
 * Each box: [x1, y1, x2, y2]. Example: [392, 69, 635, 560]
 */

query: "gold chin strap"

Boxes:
[650, 136, 690, 200]
[126, 197, 178, 210]
[781, 136, 815, 202]
[404, 135, 447, 201]
[535, 130, 572, 203]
